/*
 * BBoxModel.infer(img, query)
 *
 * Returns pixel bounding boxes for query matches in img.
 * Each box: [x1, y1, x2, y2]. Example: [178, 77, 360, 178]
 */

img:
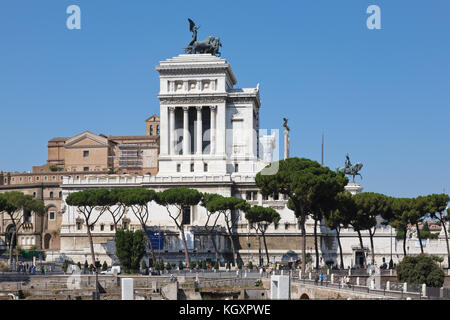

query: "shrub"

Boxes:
[166, 262, 172, 271]
[102, 261, 108, 271]
[141, 260, 147, 270]
[397, 254, 445, 287]
[178, 261, 183, 270]
[237, 262, 243, 270]
[248, 261, 253, 270]
[190, 261, 197, 270]
[89, 264, 94, 271]
[396, 230, 405, 240]
[159, 260, 165, 271]
[214, 261, 219, 270]
[62, 259, 75, 272]
[115, 229, 146, 273]
[201, 260, 207, 270]
[0, 261, 9, 272]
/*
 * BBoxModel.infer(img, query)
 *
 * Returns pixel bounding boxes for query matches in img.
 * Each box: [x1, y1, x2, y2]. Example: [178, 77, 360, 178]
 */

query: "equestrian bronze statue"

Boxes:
[336, 153, 363, 182]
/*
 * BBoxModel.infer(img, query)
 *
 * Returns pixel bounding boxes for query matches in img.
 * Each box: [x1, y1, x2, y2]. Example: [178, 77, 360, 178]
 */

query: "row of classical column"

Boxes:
[168, 106, 217, 155]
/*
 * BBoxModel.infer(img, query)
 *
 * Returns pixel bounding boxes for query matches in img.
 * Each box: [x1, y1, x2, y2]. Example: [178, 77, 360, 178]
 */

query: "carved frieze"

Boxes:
[159, 96, 226, 105]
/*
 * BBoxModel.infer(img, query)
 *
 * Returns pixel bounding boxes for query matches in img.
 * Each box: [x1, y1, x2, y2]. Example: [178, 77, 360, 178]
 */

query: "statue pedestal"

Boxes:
[345, 183, 363, 195]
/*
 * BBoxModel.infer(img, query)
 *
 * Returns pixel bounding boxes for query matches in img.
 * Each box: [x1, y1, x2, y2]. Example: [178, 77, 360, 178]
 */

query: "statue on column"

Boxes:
[283, 118, 290, 159]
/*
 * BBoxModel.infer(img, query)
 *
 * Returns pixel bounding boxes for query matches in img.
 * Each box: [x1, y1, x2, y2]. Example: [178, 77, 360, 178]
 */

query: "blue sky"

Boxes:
[0, 1, 449, 198]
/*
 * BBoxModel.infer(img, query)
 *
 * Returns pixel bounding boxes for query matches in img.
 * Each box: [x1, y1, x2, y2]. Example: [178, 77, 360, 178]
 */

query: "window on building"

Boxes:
[110, 224, 114, 231]
[24, 210, 31, 223]
[285, 223, 289, 230]
[263, 194, 269, 201]
[235, 163, 239, 172]
[190, 163, 194, 172]
[76, 222, 82, 230]
[44, 176, 48, 181]
[246, 191, 252, 200]
[36, 177, 40, 181]
[274, 223, 279, 230]
[203, 163, 208, 172]
[19, 177, 22, 182]
[49, 191, 53, 199]
[182, 206, 191, 225]
[283, 194, 289, 200]
[52, 176, 56, 181]
[252, 192, 258, 201]
[83, 150, 89, 157]
[90, 225, 94, 231]
[100, 224, 104, 231]
[123, 221, 129, 230]
[33, 192, 36, 198]
[12, 178, 15, 182]
[28, 177, 32, 182]
[59, 191, 62, 198]
[49, 212, 55, 220]
[157, 125, 160, 135]
[83, 167, 89, 172]
[273, 193, 279, 201]
[150, 125, 153, 135]
[177, 164, 181, 172]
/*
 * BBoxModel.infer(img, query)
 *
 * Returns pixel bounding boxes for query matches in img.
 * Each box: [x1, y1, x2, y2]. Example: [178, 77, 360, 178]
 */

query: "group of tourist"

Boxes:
[16, 261, 49, 275]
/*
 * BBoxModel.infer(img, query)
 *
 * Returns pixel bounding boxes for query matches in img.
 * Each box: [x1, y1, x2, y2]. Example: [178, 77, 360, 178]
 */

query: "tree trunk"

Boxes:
[369, 229, 375, 265]
[262, 230, 270, 266]
[86, 225, 99, 297]
[257, 234, 262, 267]
[416, 223, 424, 253]
[336, 228, 344, 269]
[8, 230, 16, 269]
[209, 233, 219, 261]
[227, 232, 237, 267]
[224, 218, 238, 267]
[178, 226, 190, 267]
[441, 220, 450, 268]
[300, 215, 307, 272]
[142, 224, 156, 267]
[356, 230, 366, 268]
[314, 219, 319, 270]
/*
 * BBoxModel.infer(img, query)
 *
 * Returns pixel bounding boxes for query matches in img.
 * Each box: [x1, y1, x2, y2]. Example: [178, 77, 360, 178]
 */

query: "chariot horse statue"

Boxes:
[336, 153, 363, 182]
[183, 18, 222, 56]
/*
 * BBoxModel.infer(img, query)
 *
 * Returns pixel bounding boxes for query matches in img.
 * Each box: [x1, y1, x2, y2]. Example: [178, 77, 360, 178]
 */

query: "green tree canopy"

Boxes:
[66, 189, 111, 295]
[255, 157, 348, 271]
[324, 191, 356, 268]
[155, 187, 202, 266]
[351, 192, 390, 265]
[245, 205, 281, 266]
[426, 193, 450, 267]
[0, 192, 45, 268]
[204, 194, 249, 266]
[397, 254, 445, 287]
[120, 188, 158, 264]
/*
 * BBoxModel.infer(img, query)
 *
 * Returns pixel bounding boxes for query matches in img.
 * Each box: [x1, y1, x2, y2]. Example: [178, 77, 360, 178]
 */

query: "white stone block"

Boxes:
[270, 275, 290, 300]
[121, 278, 134, 300]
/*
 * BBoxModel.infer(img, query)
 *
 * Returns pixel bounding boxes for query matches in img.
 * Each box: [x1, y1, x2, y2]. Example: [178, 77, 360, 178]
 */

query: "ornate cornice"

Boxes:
[159, 96, 226, 105]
